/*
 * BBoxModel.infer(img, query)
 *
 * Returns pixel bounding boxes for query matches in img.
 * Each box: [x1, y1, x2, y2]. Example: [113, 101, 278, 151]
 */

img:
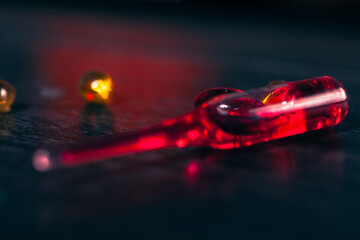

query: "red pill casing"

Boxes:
[202, 76, 348, 149]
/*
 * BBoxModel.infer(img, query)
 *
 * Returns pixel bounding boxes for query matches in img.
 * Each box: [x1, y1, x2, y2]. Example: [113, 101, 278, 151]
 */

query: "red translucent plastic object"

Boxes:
[33, 76, 348, 171]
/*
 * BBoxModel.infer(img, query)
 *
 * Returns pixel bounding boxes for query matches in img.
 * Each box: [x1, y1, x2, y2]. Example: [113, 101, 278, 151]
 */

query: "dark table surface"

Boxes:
[0, 5, 359, 239]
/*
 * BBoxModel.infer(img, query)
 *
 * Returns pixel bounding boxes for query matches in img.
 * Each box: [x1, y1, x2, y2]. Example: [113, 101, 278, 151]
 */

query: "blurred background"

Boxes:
[0, 1, 360, 239]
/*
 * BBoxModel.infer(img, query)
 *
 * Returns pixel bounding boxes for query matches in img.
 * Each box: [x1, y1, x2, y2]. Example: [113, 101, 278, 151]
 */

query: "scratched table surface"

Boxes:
[0, 4, 360, 239]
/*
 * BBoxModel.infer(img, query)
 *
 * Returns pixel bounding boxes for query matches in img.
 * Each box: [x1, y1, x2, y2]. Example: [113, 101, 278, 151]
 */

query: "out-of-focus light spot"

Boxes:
[91, 80, 99, 89]
[187, 162, 199, 174]
[203, 129, 208, 137]
[184, 115, 192, 123]
[316, 121, 323, 129]
[176, 139, 186, 148]
[219, 104, 229, 109]
[87, 93, 94, 101]
[0, 88, 7, 99]
[215, 129, 223, 141]
[185, 161, 200, 181]
[33, 150, 51, 171]
[187, 130, 200, 140]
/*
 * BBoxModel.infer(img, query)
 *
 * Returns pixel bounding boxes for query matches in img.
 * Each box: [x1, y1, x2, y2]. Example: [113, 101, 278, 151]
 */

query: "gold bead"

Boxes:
[79, 71, 113, 104]
[0, 79, 16, 112]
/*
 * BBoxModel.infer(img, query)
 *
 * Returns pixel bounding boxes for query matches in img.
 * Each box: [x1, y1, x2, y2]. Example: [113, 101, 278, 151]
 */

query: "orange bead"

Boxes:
[79, 71, 113, 104]
[0, 79, 16, 112]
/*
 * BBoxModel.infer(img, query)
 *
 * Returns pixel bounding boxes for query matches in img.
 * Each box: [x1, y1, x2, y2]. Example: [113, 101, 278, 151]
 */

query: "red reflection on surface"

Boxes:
[268, 146, 297, 181]
[185, 161, 201, 182]
[35, 76, 349, 171]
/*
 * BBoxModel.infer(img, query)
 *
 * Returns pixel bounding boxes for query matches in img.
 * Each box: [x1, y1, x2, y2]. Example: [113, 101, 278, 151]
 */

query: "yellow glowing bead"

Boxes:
[79, 71, 114, 104]
[0, 79, 16, 112]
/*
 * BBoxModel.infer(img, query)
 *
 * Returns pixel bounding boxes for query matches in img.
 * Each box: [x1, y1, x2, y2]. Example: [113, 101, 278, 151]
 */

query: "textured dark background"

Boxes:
[0, 2, 359, 239]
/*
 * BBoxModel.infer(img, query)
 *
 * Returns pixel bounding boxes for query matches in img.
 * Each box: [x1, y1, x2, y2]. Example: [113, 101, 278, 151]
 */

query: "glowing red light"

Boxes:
[136, 136, 167, 150]
[176, 139, 186, 148]
[187, 162, 198, 174]
[87, 93, 94, 101]
[187, 130, 200, 140]
[185, 161, 200, 180]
